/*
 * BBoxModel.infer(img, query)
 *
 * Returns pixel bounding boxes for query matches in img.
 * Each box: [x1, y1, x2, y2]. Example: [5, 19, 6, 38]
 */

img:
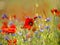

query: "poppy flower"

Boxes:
[7, 28, 16, 34]
[10, 24, 16, 29]
[1, 22, 16, 34]
[34, 16, 42, 20]
[7, 24, 16, 34]
[13, 39, 17, 44]
[1, 22, 8, 34]
[2, 22, 8, 28]
[23, 18, 34, 30]
[8, 43, 12, 45]
[7, 39, 12, 43]
[7, 39, 12, 45]
[57, 23, 60, 30]
[34, 16, 38, 20]
[7, 39, 17, 45]
[51, 8, 60, 17]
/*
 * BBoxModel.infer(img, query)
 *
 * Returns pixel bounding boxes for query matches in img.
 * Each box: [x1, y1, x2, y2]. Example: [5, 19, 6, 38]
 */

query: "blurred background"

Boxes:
[0, 0, 60, 45]
[0, 0, 59, 21]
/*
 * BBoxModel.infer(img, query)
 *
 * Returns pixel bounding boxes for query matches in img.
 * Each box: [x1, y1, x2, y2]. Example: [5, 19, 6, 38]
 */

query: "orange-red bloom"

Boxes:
[10, 24, 16, 29]
[13, 39, 17, 43]
[7, 24, 16, 34]
[23, 18, 34, 30]
[1, 22, 16, 34]
[1, 22, 8, 34]
[8, 40, 12, 45]
[57, 23, 60, 30]
[7, 39, 17, 45]
[51, 8, 60, 17]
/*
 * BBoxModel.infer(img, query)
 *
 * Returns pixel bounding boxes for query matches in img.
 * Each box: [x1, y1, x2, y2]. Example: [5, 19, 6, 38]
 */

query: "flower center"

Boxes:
[29, 22, 33, 26]
[54, 10, 58, 12]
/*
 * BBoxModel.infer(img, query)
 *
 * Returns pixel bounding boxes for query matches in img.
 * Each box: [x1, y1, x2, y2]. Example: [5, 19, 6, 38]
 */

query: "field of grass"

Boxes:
[0, 15, 60, 45]
[0, 0, 60, 45]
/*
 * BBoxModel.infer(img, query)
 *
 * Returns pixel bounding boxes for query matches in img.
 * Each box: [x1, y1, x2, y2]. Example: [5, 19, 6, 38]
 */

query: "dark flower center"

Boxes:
[29, 22, 33, 26]
[54, 10, 58, 12]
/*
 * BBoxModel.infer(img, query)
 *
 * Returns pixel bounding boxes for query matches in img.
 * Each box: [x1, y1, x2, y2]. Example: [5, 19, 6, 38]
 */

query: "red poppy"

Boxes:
[51, 8, 60, 17]
[7, 28, 16, 34]
[1, 22, 8, 34]
[23, 18, 34, 30]
[2, 22, 8, 28]
[7, 24, 16, 34]
[7, 39, 12, 45]
[7, 39, 17, 45]
[1, 22, 16, 34]
[7, 39, 12, 43]
[57, 23, 60, 30]
[34, 16, 38, 20]
[10, 24, 16, 29]
[13, 39, 17, 44]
